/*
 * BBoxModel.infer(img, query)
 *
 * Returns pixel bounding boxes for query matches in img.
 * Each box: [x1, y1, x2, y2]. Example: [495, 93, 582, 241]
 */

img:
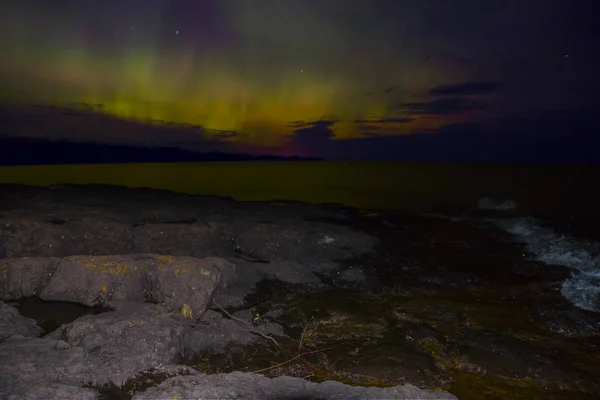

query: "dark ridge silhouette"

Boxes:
[0, 137, 321, 166]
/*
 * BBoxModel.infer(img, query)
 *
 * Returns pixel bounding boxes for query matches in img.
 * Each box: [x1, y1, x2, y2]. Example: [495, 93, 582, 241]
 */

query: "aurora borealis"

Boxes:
[0, 0, 598, 160]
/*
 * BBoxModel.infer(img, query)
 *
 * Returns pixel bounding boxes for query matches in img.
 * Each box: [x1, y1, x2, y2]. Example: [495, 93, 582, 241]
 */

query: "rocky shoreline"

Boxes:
[1, 184, 599, 399]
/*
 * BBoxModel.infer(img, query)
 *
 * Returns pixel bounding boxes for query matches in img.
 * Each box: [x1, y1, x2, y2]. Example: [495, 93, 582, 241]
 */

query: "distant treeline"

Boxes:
[0, 137, 321, 166]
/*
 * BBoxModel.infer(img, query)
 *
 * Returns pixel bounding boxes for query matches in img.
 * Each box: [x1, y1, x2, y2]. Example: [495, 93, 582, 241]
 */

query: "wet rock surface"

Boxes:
[0, 184, 599, 399]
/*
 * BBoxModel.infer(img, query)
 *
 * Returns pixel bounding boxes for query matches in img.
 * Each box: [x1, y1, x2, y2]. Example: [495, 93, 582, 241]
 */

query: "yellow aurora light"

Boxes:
[0, 1, 465, 147]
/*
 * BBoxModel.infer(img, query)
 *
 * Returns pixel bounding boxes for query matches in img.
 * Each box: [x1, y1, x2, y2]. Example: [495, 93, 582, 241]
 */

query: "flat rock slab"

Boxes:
[2, 255, 234, 315]
[0, 184, 377, 308]
[132, 371, 457, 400]
[0, 302, 279, 396]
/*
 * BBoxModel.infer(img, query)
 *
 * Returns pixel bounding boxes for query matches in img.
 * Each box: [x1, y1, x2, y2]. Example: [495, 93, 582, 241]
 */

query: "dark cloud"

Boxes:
[0, 104, 239, 152]
[401, 97, 486, 116]
[65, 102, 105, 112]
[287, 120, 311, 129]
[283, 108, 600, 163]
[355, 117, 414, 124]
[212, 130, 238, 139]
[286, 120, 336, 147]
[356, 124, 383, 132]
[428, 82, 503, 96]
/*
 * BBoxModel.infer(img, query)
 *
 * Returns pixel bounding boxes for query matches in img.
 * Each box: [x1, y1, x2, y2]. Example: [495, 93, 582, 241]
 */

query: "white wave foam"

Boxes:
[477, 197, 517, 211]
[490, 217, 600, 312]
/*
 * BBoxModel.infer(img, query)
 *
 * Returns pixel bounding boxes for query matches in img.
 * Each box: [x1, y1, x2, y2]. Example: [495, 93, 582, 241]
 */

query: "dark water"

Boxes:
[13, 297, 111, 334]
[0, 161, 598, 219]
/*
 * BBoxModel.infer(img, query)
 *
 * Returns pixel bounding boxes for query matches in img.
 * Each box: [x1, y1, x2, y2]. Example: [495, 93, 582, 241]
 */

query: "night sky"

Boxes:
[1, 0, 599, 162]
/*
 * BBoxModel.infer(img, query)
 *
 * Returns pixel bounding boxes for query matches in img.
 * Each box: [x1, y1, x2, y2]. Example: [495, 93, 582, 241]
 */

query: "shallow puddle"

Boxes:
[12, 296, 112, 335]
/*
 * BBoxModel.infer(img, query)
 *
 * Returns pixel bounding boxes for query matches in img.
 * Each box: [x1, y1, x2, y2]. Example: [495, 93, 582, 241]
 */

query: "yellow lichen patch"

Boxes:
[300, 311, 387, 348]
[156, 257, 213, 279]
[81, 257, 131, 278]
[180, 304, 193, 319]
[156, 255, 174, 268]
[417, 338, 481, 375]
[101, 285, 108, 292]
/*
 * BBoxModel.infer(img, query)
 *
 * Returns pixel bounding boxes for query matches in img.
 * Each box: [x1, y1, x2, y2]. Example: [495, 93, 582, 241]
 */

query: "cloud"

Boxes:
[287, 120, 312, 129]
[212, 130, 238, 139]
[401, 97, 486, 115]
[356, 124, 383, 132]
[0, 103, 241, 152]
[3, 102, 598, 163]
[286, 119, 336, 147]
[428, 82, 503, 96]
[355, 117, 414, 136]
[355, 117, 414, 124]
[285, 108, 600, 163]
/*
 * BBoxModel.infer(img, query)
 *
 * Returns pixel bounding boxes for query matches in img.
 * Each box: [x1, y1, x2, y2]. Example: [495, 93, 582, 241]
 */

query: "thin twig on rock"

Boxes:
[298, 316, 315, 355]
[212, 300, 280, 348]
[251, 345, 338, 374]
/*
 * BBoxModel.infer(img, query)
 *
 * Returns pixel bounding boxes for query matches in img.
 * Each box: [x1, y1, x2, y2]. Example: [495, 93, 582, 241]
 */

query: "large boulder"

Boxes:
[0, 302, 280, 396]
[34, 254, 233, 315]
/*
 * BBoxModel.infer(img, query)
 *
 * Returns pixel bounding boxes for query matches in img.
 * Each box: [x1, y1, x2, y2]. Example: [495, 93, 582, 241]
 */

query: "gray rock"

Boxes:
[0, 335, 94, 396]
[37, 255, 231, 316]
[132, 371, 457, 400]
[39, 254, 148, 307]
[145, 255, 224, 314]
[0, 257, 59, 300]
[212, 257, 264, 307]
[0, 185, 411, 398]
[229, 218, 377, 264]
[1, 381, 99, 400]
[56, 304, 187, 387]
[0, 301, 43, 341]
[256, 259, 323, 284]
[0, 302, 282, 394]
[338, 267, 367, 283]
[184, 309, 278, 355]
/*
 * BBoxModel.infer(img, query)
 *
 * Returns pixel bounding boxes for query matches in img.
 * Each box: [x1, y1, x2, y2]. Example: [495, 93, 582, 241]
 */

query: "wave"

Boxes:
[490, 217, 600, 312]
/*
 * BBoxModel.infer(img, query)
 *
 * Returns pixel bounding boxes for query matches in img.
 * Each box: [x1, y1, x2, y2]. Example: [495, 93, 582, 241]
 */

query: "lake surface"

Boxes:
[0, 161, 598, 219]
